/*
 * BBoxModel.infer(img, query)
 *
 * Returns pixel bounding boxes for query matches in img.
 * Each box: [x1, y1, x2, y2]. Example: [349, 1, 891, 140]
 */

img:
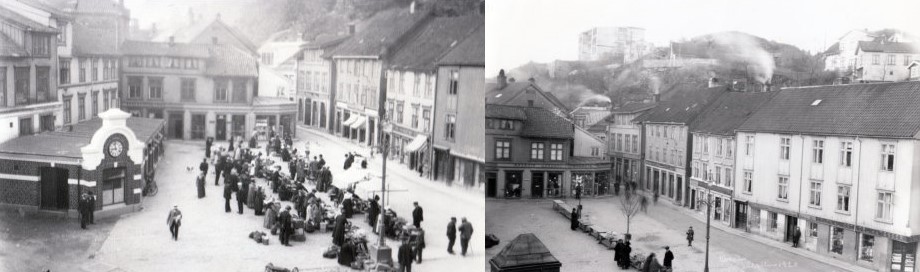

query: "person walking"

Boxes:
[398, 239, 414, 272]
[686, 227, 694, 247]
[279, 206, 293, 246]
[167, 205, 182, 241]
[642, 252, 662, 272]
[663, 246, 674, 270]
[196, 172, 206, 198]
[459, 217, 473, 256]
[570, 208, 579, 230]
[415, 227, 426, 263]
[87, 191, 96, 224]
[793, 227, 802, 248]
[446, 217, 457, 254]
[412, 202, 423, 229]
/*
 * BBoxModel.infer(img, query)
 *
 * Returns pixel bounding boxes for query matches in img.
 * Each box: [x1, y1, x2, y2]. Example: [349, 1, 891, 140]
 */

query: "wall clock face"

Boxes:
[108, 140, 124, 157]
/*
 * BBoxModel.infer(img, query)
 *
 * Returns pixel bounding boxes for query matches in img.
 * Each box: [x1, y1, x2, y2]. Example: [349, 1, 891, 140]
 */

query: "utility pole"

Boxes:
[371, 121, 393, 265]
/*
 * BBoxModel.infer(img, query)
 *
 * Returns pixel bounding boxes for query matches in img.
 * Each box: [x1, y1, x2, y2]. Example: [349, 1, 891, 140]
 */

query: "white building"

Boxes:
[823, 29, 919, 82]
[578, 26, 652, 63]
[607, 102, 654, 188]
[853, 41, 920, 82]
[734, 81, 920, 272]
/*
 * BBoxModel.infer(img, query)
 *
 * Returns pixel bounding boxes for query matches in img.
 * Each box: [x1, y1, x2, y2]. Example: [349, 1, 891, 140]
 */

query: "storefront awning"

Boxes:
[348, 116, 366, 129]
[404, 135, 428, 153]
[342, 115, 359, 127]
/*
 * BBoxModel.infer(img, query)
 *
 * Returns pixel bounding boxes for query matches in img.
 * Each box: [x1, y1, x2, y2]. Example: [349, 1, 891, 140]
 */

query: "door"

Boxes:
[232, 115, 245, 139]
[304, 99, 312, 125]
[784, 216, 798, 242]
[486, 172, 497, 198]
[531, 172, 544, 198]
[690, 189, 697, 210]
[40, 114, 54, 132]
[892, 241, 917, 272]
[39, 167, 69, 210]
[215, 115, 227, 140]
[168, 113, 183, 139]
[735, 201, 748, 229]
[505, 171, 522, 198]
[191, 114, 205, 140]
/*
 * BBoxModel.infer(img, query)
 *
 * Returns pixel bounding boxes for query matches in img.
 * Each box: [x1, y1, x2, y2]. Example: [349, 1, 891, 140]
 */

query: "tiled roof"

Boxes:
[0, 117, 165, 158]
[16, 0, 72, 18]
[0, 32, 28, 57]
[571, 106, 610, 128]
[302, 34, 350, 50]
[738, 81, 920, 138]
[0, 5, 58, 33]
[388, 15, 483, 71]
[72, 0, 128, 15]
[437, 23, 484, 66]
[206, 46, 258, 77]
[485, 104, 526, 120]
[521, 107, 574, 139]
[490, 233, 561, 269]
[587, 122, 607, 133]
[72, 20, 119, 55]
[609, 102, 656, 114]
[154, 18, 258, 54]
[823, 42, 840, 56]
[690, 91, 778, 136]
[121, 40, 210, 57]
[632, 86, 723, 124]
[324, 7, 432, 58]
[486, 81, 571, 112]
[857, 41, 920, 54]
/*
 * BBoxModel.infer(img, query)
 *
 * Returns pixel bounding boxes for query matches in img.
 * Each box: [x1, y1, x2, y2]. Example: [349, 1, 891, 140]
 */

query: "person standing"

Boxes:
[663, 246, 674, 270]
[398, 239, 414, 272]
[196, 172, 206, 198]
[342, 194, 354, 218]
[613, 239, 624, 268]
[78, 192, 89, 229]
[412, 202, 423, 229]
[318, 154, 325, 169]
[570, 208, 579, 230]
[332, 209, 348, 246]
[415, 228, 426, 263]
[214, 153, 225, 186]
[224, 181, 233, 213]
[642, 252, 661, 272]
[368, 195, 380, 232]
[623, 241, 633, 269]
[87, 191, 96, 224]
[459, 217, 473, 256]
[446, 217, 457, 254]
[199, 158, 209, 175]
[793, 227, 802, 248]
[205, 137, 213, 158]
[279, 206, 293, 246]
[167, 205, 182, 241]
[686, 226, 694, 247]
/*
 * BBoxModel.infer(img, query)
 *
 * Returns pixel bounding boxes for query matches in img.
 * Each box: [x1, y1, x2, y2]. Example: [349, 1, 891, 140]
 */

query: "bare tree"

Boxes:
[619, 190, 649, 236]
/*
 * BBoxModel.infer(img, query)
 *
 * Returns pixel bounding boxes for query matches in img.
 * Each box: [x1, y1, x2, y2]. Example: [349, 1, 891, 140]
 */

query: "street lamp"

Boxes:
[370, 121, 393, 265]
[699, 170, 715, 272]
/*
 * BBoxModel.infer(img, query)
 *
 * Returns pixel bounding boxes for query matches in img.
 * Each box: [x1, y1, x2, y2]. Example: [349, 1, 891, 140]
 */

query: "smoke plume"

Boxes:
[708, 32, 775, 83]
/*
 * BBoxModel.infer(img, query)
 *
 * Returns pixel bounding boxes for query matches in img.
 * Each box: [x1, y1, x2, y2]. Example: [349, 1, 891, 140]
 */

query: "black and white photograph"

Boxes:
[485, 0, 920, 271]
[0, 0, 484, 271]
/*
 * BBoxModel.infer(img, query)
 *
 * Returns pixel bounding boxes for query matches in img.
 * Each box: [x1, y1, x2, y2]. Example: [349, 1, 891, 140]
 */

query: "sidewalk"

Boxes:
[648, 194, 873, 272]
[295, 125, 484, 206]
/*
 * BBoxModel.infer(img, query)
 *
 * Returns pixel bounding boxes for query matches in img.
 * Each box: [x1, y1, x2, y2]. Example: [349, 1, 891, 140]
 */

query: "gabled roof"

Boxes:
[71, 0, 128, 15]
[0, 117, 164, 159]
[302, 34, 350, 50]
[823, 42, 840, 56]
[485, 104, 526, 120]
[690, 91, 778, 136]
[909, 60, 920, 68]
[324, 7, 431, 58]
[437, 22, 484, 66]
[388, 15, 483, 72]
[521, 106, 574, 138]
[0, 5, 58, 33]
[609, 102, 656, 114]
[632, 86, 723, 124]
[486, 81, 571, 113]
[154, 18, 258, 54]
[738, 81, 920, 138]
[571, 106, 611, 128]
[489, 233, 561, 270]
[206, 45, 258, 77]
[72, 18, 119, 55]
[856, 41, 920, 54]
[15, 0, 72, 19]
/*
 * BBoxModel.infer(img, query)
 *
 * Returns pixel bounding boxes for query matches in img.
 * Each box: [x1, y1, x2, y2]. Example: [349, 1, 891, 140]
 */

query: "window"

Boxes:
[79, 59, 87, 83]
[632, 135, 638, 153]
[78, 94, 86, 121]
[550, 143, 564, 161]
[624, 134, 631, 153]
[809, 181, 822, 207]
[181, 78, 196, 101]
[101, 168, 125, 205]
[831, 227, 844, 254]
[702, 137, 709, 155]
[215, 79, 228, 101]
[872, 54, 880, 65]
[233, 80, 247, 102]
[422, 108, 431, 131]
[495, 139, 511, 160]
[103, 91, 109, 110]
[14, 67, 29, 105]
[714, 166, 722, 185]
[859, 234, 875, 262]
[716, 138, 723, 156]
[837, 185, 850, 212]
[59, 59, 70, 84]
[777, 176, 788, 200]
[876, 191, 892, 221]
[91, 59, 98, 81]
[692, 162, 699, 178]
[62, 96, 71, 123]
[0, 67, 5, 106]
[727, 140, 733, 158]
[396, 102, 404, 123]
[780, 137, 791, 160]
[809, 222, 818, 237]
[905, 55, 913, 66]
[888, 54, 897, 65]
[128, 77, 142, 99]
[91, 91, 98, 117]
[743, 171, 752, 193]
[411, 105, 419, 129]
[881, 144, 895, 171]
[841, 141, 853, 167]
[148, 77, 163, 99]
[32, 35, 50, 56]
[745, 135, 754, 156]
[57, 22, 66, 45]
[530, 143, 544, 160]
[724, 167, 732, 187]
[769, 212, 778, 230]
[449, 70, 459, 95]
[35, 67, 50, 103]
[413, 75, 420, 96]
[813, 140, 824, 163]
[445, 114, 456, 141]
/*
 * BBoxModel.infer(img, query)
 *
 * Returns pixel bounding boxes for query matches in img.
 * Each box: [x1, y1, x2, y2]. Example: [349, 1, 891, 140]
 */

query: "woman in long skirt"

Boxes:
[196, 172, 206, 198]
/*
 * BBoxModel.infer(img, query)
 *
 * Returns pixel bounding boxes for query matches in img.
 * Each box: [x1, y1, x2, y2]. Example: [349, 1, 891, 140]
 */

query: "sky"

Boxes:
[124, 0, 255, 30]
[486, 0, 920, 76]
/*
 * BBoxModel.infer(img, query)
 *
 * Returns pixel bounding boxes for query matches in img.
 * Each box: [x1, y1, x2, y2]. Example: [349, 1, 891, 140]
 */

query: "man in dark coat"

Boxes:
[686, 226, 694, 246]
[205, 137, 213, 158]
[570, 208, 579, 230]
[663, 246, 674, 269]
[167, 205, 182, 241]
[412, 202, 423, 228]
[415, 228, 426, 263]
[228, 137, 235, 152]
[459, 217, 473, 256]
[342, 196, 354, 218]
[446, 217, 457, 254]
[224, 182, 233, 213]
[279, 206, 293, 246]
[88, 191, 96, 224]
[199, 158, 209, 175]
[613, 239, 624, 268]
[318, 154, 325, 168]
[196, 172, 206, 198]
[793, 227, 802, 248]
[368, 195, 380, 232]
[623, 242, 632, 269]
[332, 211, 348, 246]
[214, 154, 225, 186]
[78, 192, 89, 229]
[397, 240, 414, 272]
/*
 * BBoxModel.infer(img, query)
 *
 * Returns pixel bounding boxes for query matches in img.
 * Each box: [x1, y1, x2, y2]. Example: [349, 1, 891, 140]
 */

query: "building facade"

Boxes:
[0, 4, 62, 144]
[853, 41, 920, 82]
[296, 35, 347, 132]
[120, 40, 296, 140]
[432, 25, 485, 188]
[578, 26, 651, 63]
[606, 103, 654, 190]
[735, 82, 920, 272]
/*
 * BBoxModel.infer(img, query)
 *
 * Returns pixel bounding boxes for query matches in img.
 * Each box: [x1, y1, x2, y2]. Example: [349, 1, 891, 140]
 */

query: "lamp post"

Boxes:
[370, 121, 393, 265]
[701, 170, 714, 272]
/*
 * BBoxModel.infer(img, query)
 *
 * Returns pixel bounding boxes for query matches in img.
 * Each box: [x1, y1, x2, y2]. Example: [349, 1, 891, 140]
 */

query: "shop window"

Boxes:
[547, 172, 562, 197]
[768, 212, 778, 231]
[831, 227, 845, 255]
[713, 197, 722, 220]
[860, 234, 875, 262]
[101, 168, 126, 205]
[808, 222, 818, 237]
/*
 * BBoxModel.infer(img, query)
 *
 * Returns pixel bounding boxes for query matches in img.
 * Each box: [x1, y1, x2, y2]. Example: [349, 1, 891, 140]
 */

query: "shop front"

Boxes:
[486, 158, 611, 199]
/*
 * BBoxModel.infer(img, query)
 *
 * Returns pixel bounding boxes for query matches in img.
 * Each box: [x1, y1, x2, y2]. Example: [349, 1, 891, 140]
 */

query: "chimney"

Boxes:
[497, 69, 508, 89]
[348, 23, 356, 35]
[410, 1, 416, 14]
[708, 77, 720, 88]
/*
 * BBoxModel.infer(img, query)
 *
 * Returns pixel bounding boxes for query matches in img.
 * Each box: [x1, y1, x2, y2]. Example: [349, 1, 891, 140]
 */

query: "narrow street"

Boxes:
[486, 197, 847, 272]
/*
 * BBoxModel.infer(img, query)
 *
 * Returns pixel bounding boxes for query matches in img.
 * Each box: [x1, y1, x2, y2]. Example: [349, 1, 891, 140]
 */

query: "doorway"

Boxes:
[168, 113, 183, 139]
[735, 201, 748, 229]
[531, 172, 544, 198]
[215, 115, 227, 140]
[486, 172, 497, 198]
[784, 215, 798, 242]
[505, 171, 522, 198]
[231, 115, 245, 139]
[39, 167, 69, 210]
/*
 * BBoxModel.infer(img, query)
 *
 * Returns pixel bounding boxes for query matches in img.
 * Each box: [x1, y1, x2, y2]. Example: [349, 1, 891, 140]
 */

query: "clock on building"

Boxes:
[107, 140, 124, 158]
